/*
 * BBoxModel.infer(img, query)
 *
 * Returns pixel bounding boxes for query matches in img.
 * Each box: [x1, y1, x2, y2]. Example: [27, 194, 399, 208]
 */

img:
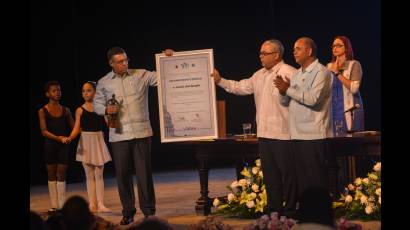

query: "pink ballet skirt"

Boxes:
[76, 131, 111, 166]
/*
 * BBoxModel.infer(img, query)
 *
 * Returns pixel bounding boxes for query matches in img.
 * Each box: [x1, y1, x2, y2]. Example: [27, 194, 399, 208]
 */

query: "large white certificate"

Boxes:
[155, 49, 218, 143]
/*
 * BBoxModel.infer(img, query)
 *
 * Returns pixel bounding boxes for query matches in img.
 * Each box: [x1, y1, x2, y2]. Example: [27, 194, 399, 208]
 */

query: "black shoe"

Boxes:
[120, 216, 134, 225]
[47, 208, 58, 215]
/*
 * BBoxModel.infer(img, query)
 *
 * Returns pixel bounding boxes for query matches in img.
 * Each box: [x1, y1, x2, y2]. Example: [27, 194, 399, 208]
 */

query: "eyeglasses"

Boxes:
[332, 44, 344, 49]
[259, 51, 278, 56]
[113, 58, 130, 64]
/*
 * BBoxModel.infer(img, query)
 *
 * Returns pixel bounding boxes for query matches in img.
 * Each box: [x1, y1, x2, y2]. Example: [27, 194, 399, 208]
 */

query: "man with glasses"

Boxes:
[211, 39, 297, 218]
[94, 47, 173, 225]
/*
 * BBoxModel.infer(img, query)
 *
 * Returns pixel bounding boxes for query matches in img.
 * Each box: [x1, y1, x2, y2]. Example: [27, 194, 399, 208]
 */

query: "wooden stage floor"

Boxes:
[30, 167, 253, 229]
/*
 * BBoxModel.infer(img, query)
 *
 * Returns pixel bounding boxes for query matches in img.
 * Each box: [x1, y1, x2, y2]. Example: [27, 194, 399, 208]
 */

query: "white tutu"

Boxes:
[76, 131, 111, 166]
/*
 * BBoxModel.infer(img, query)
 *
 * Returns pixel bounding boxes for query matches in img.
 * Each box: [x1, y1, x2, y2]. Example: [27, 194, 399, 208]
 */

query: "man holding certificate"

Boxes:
[211, 39, 297, 218]
[94, 47, 173, 225]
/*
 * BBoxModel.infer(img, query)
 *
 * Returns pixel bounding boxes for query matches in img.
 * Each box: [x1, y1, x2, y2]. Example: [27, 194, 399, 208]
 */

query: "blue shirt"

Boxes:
[280, 59, 333, 140]
[94, 69, 157, 142]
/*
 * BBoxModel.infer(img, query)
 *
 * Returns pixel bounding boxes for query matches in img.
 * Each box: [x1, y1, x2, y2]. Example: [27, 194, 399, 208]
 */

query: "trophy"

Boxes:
[106, 94, 119, 128]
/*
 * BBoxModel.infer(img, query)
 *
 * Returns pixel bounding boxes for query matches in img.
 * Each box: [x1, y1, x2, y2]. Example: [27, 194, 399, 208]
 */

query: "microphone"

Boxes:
[345, 104, 360, 113]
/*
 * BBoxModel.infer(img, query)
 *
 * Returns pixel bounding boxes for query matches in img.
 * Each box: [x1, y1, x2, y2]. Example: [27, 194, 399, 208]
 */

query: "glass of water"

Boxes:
[242, 123, 252, 138]
[334, 120, 344, 137]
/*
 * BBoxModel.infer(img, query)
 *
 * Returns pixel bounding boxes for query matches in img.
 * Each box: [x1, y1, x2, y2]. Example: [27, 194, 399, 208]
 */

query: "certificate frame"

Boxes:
[155, 49, 218, 143]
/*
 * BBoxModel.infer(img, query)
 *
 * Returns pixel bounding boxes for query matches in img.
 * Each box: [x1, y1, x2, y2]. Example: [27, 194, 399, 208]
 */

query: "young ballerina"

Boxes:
[38, 80, 74, 213]
[67, 81, 112, 213]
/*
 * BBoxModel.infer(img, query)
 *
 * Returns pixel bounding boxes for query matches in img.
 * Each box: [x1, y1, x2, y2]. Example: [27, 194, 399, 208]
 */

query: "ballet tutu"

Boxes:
[76, 131, 112, 166]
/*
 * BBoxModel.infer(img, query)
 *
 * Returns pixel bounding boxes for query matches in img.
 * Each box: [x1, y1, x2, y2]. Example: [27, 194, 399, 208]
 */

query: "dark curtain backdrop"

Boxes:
[30, 0, 380, 184]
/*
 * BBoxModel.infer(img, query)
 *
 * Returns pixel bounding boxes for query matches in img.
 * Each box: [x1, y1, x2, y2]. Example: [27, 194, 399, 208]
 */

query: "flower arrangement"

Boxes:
[334, 162, 381, 221]
[243, 212, 296, 230]
[213, 159, 267, 218]
[188, 216, 234, 230]
[243, 213, 364, 230]
[335, 217, 364, 230]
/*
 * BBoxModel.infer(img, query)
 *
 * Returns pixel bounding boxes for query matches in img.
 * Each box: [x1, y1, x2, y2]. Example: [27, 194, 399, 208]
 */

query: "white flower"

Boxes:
[255, 159, 261, 167]
[230, 181, 239, 189]
[228, 193, 235, 202]
[369, 173, 378, 180]
[362, 178, 370, 184]
[250, 192, 257, 199]
[252, 167, 259, 175]
[373, 162, 381, 172]
[365, 205, 373, 214]
[238, 179, 247, 187]
[378, 196, 381, 204]
[375, 188, 381, 196]
[259, 171, 263, 178]
[252, 184, 259, 192]
[246, 200, 255, 208]
[345, 195, 353, 203]
[354, 178, 362, 186]
[360, 195, 368, 204]
[348, 184, 355, 191]
[213, 198, 220, 207]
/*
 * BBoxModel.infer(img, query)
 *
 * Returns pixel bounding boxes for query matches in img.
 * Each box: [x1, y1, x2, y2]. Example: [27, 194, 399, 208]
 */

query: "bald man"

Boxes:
[274, 37, 333, 199]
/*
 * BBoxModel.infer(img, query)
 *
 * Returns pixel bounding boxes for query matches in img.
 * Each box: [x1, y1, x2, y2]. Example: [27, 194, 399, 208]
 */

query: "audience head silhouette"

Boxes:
[127, 216, 174, 230]
[61, 195, 95, 230]
[297, 186, 335, 228]
[30, 210, 46, 230]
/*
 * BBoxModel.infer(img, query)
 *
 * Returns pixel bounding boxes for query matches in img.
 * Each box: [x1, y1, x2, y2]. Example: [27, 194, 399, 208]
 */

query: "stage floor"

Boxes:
[30, 167, 253, 229]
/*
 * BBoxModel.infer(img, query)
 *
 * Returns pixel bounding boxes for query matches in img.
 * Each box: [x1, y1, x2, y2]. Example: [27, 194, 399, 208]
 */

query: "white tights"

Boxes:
[82, 162, 105, 205]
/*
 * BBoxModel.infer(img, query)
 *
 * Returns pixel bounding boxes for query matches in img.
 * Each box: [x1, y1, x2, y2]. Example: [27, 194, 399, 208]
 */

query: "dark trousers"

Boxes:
[259, 138, 297, 217]
[292, 139, 329, 199]
[110, 137, 155, 217]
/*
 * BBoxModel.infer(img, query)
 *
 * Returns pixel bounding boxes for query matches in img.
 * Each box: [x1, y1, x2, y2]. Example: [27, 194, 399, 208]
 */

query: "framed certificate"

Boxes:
[155, 49, 218, 143]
